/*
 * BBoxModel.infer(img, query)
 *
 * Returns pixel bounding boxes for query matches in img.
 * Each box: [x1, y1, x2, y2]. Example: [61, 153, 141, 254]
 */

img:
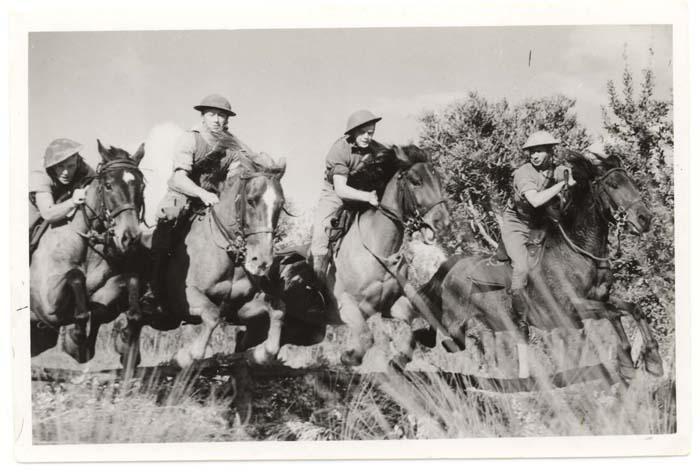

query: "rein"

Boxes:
[207, 169, 283, 263]
[357, 165, 445, 267]
[77, 159, 145, 263]
[556, 167, 636, 263]
[376, 169, 447, 235]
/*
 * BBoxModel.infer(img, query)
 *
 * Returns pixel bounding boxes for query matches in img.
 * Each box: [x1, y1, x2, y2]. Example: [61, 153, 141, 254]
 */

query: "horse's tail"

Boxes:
[411, 255, 462, 348]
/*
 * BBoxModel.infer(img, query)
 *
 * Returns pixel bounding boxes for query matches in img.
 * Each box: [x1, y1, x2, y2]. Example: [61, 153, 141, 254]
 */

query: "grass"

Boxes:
[31, 315, 676, 443]
[30, 240, 677, 443]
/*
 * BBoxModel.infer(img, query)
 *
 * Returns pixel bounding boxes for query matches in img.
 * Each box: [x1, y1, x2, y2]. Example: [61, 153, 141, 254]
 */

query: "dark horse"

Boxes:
[30, 141, 145, 362]
[114, 151, 287, 368]
[396, 150, 663, 381]
[238, 145, 450, 368]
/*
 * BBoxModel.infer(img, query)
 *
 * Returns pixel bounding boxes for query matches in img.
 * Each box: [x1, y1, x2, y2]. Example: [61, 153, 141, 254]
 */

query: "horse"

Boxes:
[395, 150, 663, 382]
[114, 152, 287, 369]
[30, 140, 145, 363]
[268, 145, 450, 369]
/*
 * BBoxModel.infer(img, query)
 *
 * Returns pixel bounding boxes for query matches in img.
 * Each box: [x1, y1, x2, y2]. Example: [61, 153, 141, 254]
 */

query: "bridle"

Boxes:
[77, 158, 145, 257]
[375, 164, 447, 236]
[358, 162, 447, 276]
[209, 168, 283, 264]
[557, 166, 641, 262]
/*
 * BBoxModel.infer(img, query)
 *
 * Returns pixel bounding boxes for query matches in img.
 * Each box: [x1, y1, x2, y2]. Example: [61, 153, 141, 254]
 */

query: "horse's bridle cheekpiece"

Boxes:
[209, 168, 283, 264]
[78, 159, 145, 257]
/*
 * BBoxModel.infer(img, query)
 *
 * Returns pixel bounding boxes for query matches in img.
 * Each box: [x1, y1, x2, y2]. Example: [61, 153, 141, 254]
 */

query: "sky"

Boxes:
[29, 26, 673, 210]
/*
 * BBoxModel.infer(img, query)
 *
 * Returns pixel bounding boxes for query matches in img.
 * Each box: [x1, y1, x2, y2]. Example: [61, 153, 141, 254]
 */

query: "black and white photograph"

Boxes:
[10, 0, 690, 462]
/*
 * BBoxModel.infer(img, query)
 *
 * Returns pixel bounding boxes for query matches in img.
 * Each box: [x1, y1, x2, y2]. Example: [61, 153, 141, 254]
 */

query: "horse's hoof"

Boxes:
[112, 318, 130, 354]
[413, 328, 436, 348]
[174, 348, 195, 369]
[247, 344, 275, 366]
[389, 353, 411, 373]
[644, 348, 665, 377]
[340, 350, 363, 367]
[441, 339, 462, 353]
[617, 357, 637, 385]
[62, 328, 93, 363]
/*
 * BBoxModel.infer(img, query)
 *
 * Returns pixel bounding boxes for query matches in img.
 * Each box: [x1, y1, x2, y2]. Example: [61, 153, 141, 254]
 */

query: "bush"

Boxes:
[418, 92, 590, 253]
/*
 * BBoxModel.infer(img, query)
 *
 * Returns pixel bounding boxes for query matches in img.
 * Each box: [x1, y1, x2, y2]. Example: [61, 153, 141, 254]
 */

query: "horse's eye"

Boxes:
[408, 174, 421, 186]
[247, 198, 255, 206]
[608, 180, 619, 189]
[104, 183, 113, 191]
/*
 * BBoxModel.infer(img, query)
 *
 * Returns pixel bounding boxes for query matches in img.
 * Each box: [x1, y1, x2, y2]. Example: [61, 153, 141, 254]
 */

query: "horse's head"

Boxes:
[564, 150, 652, 234]
[391, 145, 450, 244]
[219, 153, 286, 276]
[95, 140, 146, 252]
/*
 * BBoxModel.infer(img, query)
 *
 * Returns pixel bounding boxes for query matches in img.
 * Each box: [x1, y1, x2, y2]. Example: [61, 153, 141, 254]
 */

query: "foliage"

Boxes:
[418, 92, 590, 253]
[274, 198, 312, 250]
[602, 51, 675, 345]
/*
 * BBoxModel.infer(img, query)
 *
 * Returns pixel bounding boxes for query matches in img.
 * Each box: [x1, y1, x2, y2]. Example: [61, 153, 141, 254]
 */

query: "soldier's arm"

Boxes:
[34, 191, 81, 223]
[332, 175, 377, 205]
[169, 131, 218, 205]
[169, 170, 218, 205]
[523, 182, 567, 208]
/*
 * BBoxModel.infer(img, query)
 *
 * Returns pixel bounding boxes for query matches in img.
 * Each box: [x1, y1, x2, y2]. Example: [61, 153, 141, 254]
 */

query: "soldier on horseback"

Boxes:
[310, 109, 386, 280]
[145, 94, 252, 308]
[29, 138, 96, 259]
[501, 131, 576, 335]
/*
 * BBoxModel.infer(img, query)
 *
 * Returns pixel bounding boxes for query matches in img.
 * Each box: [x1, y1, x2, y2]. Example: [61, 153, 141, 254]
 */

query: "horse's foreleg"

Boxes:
[338, 292, 373, 367]
[175, 286, 221, 368]
[63, 268, 92, 363]
[241, 293, 285, 365]
[607, 296, 664, 377]
[113, 274, 143, 377]
[574, 297, 638, 383]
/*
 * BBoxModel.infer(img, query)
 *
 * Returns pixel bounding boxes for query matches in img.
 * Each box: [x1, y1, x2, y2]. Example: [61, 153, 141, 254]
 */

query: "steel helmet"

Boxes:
[345, 110, 382, 135]
[193, 94, 236, 117]
[43, 138, 83, 169]
[522, 131, 561, 150]
[587, 141, 609, 159]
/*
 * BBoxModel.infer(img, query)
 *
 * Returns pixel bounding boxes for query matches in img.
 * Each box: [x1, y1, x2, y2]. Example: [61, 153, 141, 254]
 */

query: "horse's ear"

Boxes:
[132, 143, 145, 164]
[97, 139, 110, 162]
[392, 145, 409, 165]
[584, 151, 603, 166]
[274, 156, 286, 178]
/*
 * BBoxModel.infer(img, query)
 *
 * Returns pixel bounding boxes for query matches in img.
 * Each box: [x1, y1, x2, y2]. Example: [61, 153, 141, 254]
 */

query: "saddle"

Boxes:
[464, 227, 548, 289]
[326, 202, 371, 257]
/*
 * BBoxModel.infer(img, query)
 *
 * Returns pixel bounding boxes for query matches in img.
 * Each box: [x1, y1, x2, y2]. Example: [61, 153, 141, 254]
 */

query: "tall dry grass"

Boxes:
[31, 241, 676, 443]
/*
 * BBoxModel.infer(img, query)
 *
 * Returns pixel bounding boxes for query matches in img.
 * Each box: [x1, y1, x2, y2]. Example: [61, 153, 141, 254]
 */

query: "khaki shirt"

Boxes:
[324, 137, 381, 184]
[172, 125, 244, 181]
[29, 159, 95, 202]
[511, 162, 569, 221]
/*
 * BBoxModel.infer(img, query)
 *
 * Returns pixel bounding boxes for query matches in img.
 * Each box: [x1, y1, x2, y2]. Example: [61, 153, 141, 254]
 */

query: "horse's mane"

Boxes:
[560, 148, 623, 183]
[101, 145, 133, 162]
[347, 143, 430, 197]
[202, 130, 286, 192]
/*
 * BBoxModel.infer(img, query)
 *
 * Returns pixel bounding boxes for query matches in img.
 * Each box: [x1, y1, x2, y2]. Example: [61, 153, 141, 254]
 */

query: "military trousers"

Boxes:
[501, 207, 532, 290]
[310, 181, 343, 257]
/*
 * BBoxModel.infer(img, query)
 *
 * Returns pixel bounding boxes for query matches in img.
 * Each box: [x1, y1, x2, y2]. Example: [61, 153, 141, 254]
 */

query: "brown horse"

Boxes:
[115, 152, 287, 368]
[309, 145, 450, 368]
[396, 150, 663, 381]
[30, 141, 145, 362]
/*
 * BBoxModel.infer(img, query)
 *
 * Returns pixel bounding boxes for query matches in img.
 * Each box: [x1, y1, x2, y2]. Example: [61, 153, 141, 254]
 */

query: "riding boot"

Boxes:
[142, 219, 174, 314]
[313, 253, 330, 282]
[511, 288, 530, 341]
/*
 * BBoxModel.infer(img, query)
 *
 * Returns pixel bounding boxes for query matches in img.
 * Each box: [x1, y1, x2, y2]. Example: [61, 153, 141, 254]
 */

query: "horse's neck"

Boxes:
[212, 179, 240, 230]
[566, 188, 608, 257]
[68, 180, 98, 234]
[360, 174, 404, 256]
